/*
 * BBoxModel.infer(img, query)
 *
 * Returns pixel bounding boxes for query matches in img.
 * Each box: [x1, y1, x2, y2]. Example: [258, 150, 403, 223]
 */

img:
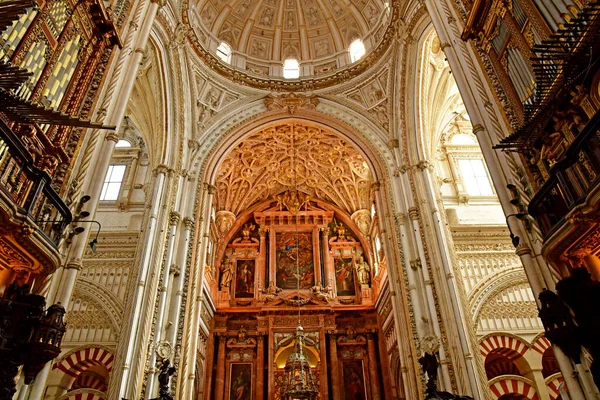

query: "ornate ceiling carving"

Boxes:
[215, 122, 373, 215]
[183, 0, 401, 91]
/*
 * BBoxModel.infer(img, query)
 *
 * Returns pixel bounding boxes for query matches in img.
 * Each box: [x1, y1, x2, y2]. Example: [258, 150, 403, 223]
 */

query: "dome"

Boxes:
[185, 0, 397, 90]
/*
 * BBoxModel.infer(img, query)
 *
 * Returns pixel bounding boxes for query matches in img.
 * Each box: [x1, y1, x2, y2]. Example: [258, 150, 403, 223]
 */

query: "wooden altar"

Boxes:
[204, 191, 389, 400]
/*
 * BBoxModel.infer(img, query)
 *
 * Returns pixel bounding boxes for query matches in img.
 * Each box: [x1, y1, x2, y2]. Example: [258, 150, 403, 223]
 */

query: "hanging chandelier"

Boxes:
[281, 127, 319, 400]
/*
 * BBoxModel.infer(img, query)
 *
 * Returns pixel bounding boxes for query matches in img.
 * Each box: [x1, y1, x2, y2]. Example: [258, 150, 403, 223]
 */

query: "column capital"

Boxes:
[408, 206, 420, 220]
[515, 243, 532, 256]
[204, 183, 217, 194]
[65, 258, 83, 270]
[472, 124, 485, 134]
[153, 164, 169, 175]
[394, 212, 407, 225]
[169, 211, 181, 225]
[371, 182, 381, 192]
[183, 217, 195, 229]
[105, 132, 119, 143]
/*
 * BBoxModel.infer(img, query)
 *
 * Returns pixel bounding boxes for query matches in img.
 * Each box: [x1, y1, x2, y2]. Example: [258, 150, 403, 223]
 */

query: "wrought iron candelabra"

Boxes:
[0, 284, 66, 400]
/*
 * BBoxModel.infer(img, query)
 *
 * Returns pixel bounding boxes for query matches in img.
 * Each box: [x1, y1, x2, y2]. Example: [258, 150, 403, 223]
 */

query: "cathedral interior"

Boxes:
[0, 0, 599, 398]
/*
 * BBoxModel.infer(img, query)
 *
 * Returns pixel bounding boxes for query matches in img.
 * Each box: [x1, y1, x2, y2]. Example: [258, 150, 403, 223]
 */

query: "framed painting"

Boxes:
[334, 257, 356, 296]
[235, 259, 255, 298]
[229, 363, 253, 400]
[275, 231, 315, 289]
[341, 359, 367, 400]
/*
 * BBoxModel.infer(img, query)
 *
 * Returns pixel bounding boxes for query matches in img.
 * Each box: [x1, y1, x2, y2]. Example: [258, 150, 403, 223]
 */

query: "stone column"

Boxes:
[214, 335, 227, 400]
[367, 333, 381, 400]
[531, 368, 551, 400]
[203, 333, 215, 400]
[256, 336, 264, 400]
[328, 333, 341, 400]
[321, 227, 332, 289]
[553, 346, 587, 399]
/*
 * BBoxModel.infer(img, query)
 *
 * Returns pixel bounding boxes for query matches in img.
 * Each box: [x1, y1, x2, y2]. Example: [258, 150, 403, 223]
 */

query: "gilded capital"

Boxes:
[515, 243, 532, 256]
[153, 164, 169, 175]
[183, 217, 195, 229]
[169, 211, 181, 225]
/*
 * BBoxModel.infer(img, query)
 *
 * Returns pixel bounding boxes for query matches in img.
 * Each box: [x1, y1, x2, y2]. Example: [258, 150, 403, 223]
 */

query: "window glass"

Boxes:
[100, 165, 126, 201]
[349, 39, 366, 63]
[450, 134, 476, 145]
[216, 42, 232, 64]
[115, 140, 132, 148]
[458, 159, 493, 196]
[283, 59, 299, 79]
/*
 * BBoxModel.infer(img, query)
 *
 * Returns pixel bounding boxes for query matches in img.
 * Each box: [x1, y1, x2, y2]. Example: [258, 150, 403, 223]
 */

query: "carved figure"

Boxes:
[310, 284, 332, 301]
[259, 281, 282, 302]
[355, 256, 370, 285]
[241, 222, 255, 241]
[157, 359, 176, 399]
[274, 189, 311, 214]
[220, 259, 235, 288]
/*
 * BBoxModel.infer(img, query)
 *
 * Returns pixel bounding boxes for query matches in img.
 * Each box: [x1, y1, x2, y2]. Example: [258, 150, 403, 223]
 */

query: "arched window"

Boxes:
[283, 59, 299, 79]
[115, 139, 132, 148]
[349, 39, 365, 63]
[216, 42, 232, 64]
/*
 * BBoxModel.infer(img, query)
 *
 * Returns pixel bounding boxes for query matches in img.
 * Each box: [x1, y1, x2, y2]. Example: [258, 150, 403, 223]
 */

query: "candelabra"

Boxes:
[0, 284, 66, 400]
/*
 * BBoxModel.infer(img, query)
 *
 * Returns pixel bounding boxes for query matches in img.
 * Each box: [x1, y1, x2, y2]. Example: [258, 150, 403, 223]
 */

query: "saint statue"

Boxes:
[355, 256, 371, 285]
[220, 259, 235, 289]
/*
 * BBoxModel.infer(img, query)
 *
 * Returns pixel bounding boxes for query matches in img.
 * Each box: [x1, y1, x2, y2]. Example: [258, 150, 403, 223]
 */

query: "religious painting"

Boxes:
[342, 360, 367, 400]
[276, 231, 315, 289]
[229, 363, 252, 400]
[334, 257, 356, 296]
[235, 260, 255, 298]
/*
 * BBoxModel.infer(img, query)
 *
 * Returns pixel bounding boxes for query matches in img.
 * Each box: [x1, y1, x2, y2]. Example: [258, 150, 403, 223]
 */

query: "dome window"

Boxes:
[283, 59, 300, 79]
[115, 139, 132, 148]
[216, 42, 232, 64]
[349, 39, 366, 63]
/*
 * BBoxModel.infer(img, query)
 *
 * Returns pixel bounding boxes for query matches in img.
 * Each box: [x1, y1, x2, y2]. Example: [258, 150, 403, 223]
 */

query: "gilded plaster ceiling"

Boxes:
[215, 122, 372, 215]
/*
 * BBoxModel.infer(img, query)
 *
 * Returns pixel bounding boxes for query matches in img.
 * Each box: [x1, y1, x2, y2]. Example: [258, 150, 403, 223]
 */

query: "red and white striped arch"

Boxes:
[489, 377, 539, 400]
[531, 335, 551, 355]
[53, 346, 114, 378]
[59, 391, 106, 400]
[546, 373, 564, 400]
[480, 334, 528, 358]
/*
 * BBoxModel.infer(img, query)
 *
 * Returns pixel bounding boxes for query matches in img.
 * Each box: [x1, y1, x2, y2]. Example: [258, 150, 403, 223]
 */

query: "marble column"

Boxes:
[319, 327, 329, 399]
[367, 333, 381, 400]
[256, 336, 264, 400]
[258, 228, 268, 287]
[203, 333, 215, 400]
[214, 335, 227, 400]
[328, 334, 341, 400]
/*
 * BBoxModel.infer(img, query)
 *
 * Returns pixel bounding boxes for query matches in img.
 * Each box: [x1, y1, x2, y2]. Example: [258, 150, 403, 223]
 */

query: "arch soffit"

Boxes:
[488, 375, 540, 400]
[469, 266, 529, 320]
[72, 278, 124, 331]
[196, 105, 395, 186]
[57, 388, 106, 400]
[479, 333, 530, 358]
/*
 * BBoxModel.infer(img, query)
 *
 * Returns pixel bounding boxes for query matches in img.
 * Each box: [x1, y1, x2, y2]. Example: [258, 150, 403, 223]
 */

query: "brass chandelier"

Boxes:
[280, 128, 319, 400]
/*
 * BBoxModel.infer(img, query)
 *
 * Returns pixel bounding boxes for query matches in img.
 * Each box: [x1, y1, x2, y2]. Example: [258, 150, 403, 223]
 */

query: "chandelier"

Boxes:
[280, 127, 319, 400]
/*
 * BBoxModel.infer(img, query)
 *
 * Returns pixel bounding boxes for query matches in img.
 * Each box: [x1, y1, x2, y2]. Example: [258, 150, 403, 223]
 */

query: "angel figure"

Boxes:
[310, 284, 332, 301]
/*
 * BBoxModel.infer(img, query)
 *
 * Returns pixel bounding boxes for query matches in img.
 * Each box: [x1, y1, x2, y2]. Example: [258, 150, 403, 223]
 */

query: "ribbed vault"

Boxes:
[215, 122, 373, 215]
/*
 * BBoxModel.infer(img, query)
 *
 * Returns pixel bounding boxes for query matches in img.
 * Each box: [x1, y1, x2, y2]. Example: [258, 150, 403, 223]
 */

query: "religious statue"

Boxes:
[259, 281, 282, 302]
[241, 222, 255, 241]
[310, 284, 332, 301]
[355, 256, 370, 285]
[419, 352, 474, 400]
[157, 359, 176, 400]
[275, 189, 311, 214]
[220, 259, 235, 289]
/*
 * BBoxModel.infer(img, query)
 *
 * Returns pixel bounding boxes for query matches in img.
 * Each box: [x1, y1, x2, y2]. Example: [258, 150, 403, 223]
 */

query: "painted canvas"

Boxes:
[229, 363, 252, 400]
[342, 360, 367, 400]
[276, 231, 315, 289]
[334, 257, 356, 296]
[235, 260, 255, 298]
